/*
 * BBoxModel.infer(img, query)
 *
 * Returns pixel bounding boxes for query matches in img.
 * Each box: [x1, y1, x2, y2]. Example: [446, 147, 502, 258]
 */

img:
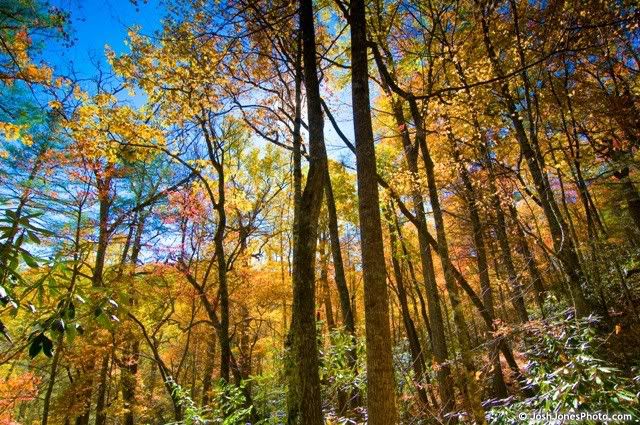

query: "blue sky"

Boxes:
[47, 0, 165, 78]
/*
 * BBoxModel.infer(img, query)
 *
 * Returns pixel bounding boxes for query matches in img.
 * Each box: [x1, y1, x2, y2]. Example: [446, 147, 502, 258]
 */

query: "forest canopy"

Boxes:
[1, 0, 640, 424]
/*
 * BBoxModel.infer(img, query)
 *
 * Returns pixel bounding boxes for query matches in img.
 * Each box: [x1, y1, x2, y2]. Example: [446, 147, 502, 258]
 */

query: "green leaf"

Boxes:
[65, 327, 75, 345]
[8, 256, 18, 271]
[26, 230, 41, 244]
[65, 302, 76, 320]
[95, 313, 113, 330]
[47, 277, 57, 290]
[21, 252, 38, 268]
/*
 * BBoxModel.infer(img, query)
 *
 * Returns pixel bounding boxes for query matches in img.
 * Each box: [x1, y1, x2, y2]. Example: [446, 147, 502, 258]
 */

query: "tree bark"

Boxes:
[120, 212, 147, 425]
[94, 353, 110, 425]
[319, 234, 335, 330]
[509, 205, 546, 313]
[324, 172, 360, 412]
[385, 203, 431, 409]
[616, 169, 640, 232]
[286, 0, 327, 423]
[349, 0, 398, 422]
[201, 333, 217, 407]
[76, 174, 113, 425]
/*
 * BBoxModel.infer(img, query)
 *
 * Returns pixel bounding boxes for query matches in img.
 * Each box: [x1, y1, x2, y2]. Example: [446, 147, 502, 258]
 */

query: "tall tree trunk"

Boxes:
[121, 340, 139, 425]
[385, 204, 431, 409]
[120, 213, 146, 425]
[349, 0, 398, 422]
[92, 175, 112, 289]
[615, 168, 640, 233]
[509, 205, 546, 313]
[201, 333, 217, 407]
[324, 172, 359, 413]
[325, 174, 355, 334]
[450, 141, 508, 399]
[319, 235, 335, 330]
[485, 170, 529, 324]
[94, 353, 110, 425]
[418, 134, 486, 422]
[199, 121, 231, 385]
[76, 175, 113, 425]
[214, 218, 231, 384]
[286, 0, 327, 423]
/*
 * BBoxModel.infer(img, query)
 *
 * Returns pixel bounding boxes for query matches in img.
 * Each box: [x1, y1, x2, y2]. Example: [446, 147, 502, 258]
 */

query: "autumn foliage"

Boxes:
[1, 0, 640, 424]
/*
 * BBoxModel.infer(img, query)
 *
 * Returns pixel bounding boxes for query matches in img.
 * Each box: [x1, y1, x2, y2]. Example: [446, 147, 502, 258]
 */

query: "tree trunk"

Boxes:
[120, 212, 146, 425]
[349, 0, 398, 422]
[92, 175, 112, 288]
[121, 340, 139, 425]
[42, 335, 64, 425]
[385, 204, 431, 408]
[616, 169, 640, 233]
[94, 353, 110, 425]
[319, 235, 335, 330]
[509, 205, 546, 313]
[418, 135, 486, 422]
[324, 172, 359, 413]
[325, 174, 355, 334]
[201, 333, 217, 407]
[486, 173, 529, 324]
[76, 175, 113, 425]
[286, 1, 327, 423]
[450, 141, 508, 400]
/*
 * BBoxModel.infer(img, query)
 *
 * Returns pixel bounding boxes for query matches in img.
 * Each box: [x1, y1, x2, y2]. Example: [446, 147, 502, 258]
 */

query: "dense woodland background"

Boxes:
[1, 0, 640, 423]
